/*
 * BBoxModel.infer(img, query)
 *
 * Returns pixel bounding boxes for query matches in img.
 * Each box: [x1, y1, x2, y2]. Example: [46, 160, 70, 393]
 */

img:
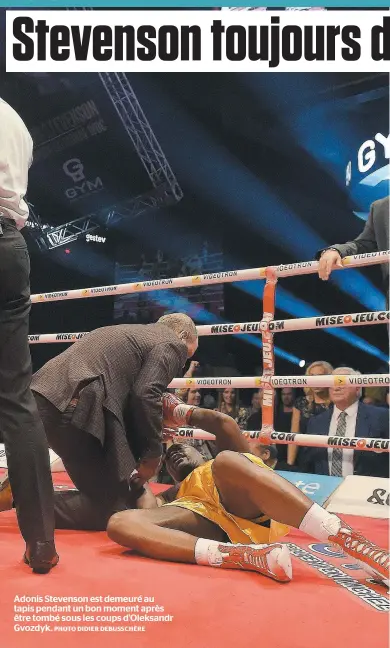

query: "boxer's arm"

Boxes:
[188, 409, 250, 453]
[135, 483, 180, 509]
[163, 393, 250, 453]
[134, 483, 160, 509]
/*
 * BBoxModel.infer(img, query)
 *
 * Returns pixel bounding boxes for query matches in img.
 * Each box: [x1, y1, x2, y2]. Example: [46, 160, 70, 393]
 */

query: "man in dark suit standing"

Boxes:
[317, 196, 389, 288]
[304, 367, 389, 478]
[0, 313, 198, 531]
[0, 98, 58, 573]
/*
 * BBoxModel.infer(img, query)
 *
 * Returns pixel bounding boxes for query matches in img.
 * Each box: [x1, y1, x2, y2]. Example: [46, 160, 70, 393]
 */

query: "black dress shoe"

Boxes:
[24, 541, 59, 574]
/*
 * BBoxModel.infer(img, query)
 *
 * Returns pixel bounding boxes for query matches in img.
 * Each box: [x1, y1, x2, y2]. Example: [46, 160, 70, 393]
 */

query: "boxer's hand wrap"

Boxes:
[163, 392, 196, 429]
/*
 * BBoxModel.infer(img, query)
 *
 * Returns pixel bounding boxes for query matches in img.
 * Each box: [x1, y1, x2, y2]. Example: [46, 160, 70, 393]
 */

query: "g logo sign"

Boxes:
[63, 159, 86, 183]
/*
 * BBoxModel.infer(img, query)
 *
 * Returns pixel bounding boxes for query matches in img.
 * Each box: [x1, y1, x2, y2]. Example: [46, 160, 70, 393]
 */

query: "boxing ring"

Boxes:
[1, 250, 389, 648]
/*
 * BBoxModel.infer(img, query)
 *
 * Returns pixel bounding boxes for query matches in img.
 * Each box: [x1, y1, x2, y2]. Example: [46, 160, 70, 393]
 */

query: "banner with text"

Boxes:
[326, 475, 390, 519]
[5, 10, 390, 73]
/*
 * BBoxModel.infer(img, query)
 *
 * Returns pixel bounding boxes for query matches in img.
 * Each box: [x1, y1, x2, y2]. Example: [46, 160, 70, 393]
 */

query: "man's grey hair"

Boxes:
[333, 367, 361, 376]
[333, 367, 362, 398]
[157, 313, 198, 342]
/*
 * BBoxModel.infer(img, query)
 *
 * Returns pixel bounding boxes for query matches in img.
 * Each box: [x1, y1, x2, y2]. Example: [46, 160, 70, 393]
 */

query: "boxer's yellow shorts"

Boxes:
[164, 453, 289, 544]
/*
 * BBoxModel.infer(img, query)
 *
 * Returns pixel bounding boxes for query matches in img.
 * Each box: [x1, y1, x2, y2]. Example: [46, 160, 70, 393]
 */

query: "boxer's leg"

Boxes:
[208, 451, 389, 584]
[107, 506, 227, 562]
[107, 505, 292, 582]
[211, 450, 311, 526]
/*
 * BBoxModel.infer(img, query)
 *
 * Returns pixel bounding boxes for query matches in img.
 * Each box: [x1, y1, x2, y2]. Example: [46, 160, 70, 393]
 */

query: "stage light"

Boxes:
[65, 249, 71, 254]
[299, 359, 306, 368]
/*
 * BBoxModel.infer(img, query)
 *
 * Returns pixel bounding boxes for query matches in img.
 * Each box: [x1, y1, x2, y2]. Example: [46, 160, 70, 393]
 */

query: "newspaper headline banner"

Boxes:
[5, 10, 390, 73]
[30, 251, 390, 304]
[169, 374, 390, 388]
[2, 2, 390, 7]
[172, 427, 390, 452]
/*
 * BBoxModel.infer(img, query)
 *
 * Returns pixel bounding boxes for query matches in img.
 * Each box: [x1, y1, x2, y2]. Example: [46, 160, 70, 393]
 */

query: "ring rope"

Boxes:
[30, 250, 390, 304]
[29, 251, 389, 418]
[171, 427, 390, 453]
[27, 310, 390, 344]
[169, 375, 390, 389]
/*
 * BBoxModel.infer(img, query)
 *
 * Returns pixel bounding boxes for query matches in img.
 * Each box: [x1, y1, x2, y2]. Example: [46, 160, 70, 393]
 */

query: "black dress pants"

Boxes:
[0, 216, 55, 543]
[34, 393, 135, 531]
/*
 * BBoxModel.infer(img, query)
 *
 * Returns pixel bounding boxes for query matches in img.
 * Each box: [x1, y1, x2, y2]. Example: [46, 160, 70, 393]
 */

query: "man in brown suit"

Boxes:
[26, 313, 198, 530]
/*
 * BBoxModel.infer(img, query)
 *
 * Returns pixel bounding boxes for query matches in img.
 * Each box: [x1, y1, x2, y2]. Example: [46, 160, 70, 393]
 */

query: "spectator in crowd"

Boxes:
[185, 388, 202, 407]
[362, 387, 389, 408]
[275, 387, 295, 432]
[175, 360, 200, 401]
[245, 388, 296, 468]
[251, 444, 278, 469]
[269, 387, 295, 465]
[248, 389, 262, 416]
[203, 394, 217, 410]
[303, 367, 389, 478]
[216, 388, 249, 428]
[288, 361, 333, 467]
[246, 390, 263, 431]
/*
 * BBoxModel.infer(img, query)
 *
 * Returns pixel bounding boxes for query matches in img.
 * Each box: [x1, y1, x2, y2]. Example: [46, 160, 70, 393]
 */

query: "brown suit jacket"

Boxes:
[32, 324, 187, 481]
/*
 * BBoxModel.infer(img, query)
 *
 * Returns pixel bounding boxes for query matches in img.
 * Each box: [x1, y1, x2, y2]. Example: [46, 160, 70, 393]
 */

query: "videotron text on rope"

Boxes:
[6, 12, 390, 72]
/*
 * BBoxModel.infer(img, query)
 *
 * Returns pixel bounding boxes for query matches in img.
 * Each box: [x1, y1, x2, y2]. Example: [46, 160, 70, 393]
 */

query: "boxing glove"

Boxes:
[162, 392, 196, 429]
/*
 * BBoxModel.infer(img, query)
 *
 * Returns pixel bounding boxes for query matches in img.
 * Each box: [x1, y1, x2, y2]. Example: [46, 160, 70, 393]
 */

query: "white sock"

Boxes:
[299, 503, 342, 542]
[195, 538, 233, 566]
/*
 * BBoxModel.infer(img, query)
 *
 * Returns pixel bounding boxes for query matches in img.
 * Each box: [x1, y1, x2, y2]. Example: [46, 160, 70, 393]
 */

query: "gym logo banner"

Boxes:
[62, 157, 104, 202]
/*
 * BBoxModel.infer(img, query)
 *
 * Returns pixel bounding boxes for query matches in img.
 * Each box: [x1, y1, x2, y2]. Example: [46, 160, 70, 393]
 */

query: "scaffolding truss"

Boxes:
[99, 73, 183, 203]
[29, 73, 183, 250]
